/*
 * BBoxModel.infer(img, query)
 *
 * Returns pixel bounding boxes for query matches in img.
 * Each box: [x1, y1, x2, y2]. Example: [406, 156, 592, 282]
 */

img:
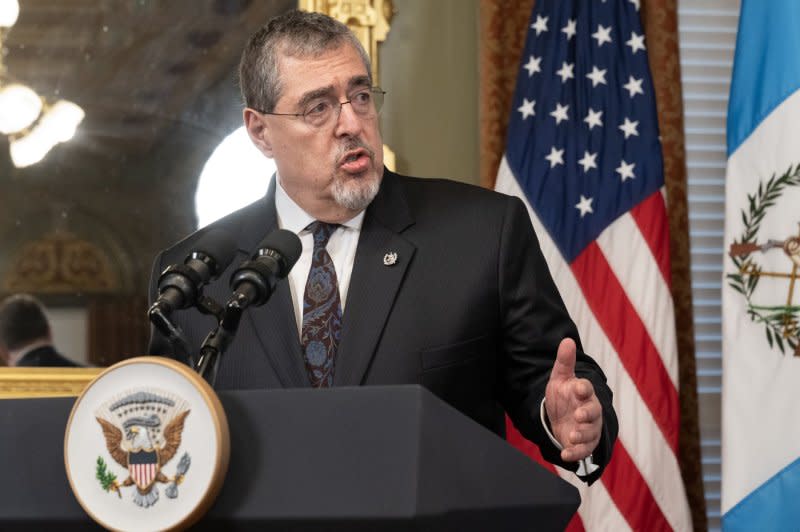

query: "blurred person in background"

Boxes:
[0, 294, 81, 367]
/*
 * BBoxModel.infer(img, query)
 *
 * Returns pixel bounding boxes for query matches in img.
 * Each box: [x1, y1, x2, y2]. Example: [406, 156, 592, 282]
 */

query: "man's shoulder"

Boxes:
[388, 171, 517, 208]
[18, 346, 81, 368]
[385, 171, 523, 221]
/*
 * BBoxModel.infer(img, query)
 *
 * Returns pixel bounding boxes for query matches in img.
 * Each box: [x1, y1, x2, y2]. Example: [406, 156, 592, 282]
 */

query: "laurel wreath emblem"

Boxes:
[726, 164, 800, 355]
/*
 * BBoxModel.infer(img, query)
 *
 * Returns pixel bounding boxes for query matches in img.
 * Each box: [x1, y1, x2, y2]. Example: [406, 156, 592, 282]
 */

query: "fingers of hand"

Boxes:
[551, 337, 577, 381]
[571, 378, 595, 402]
[560, 421, 601, 461]
[559, 400, 602, 462]
[561, 442, 597, 462]
[572, 392, 601, 423]
[546, 381, 600, 443]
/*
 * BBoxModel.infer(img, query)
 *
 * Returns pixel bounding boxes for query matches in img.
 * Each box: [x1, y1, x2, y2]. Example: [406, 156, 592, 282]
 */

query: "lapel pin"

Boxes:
[383, 252, 398, 266]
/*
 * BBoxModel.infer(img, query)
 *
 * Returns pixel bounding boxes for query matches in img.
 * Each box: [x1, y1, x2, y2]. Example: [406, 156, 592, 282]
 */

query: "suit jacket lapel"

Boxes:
[238, 176, 309, 387]
[334, 171, 416, 385]
[245, 280, 308, 387]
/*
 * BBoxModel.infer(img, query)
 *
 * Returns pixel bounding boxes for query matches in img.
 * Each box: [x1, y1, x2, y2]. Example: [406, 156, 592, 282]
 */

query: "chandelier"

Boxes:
[0, 0, 84, 167]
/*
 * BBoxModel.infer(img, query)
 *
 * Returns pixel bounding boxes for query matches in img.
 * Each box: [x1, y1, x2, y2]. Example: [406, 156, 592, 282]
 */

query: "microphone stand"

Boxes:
[148, 304, 194, 367]
[148, 295, 224, 370]
[194, 293, 249, 387]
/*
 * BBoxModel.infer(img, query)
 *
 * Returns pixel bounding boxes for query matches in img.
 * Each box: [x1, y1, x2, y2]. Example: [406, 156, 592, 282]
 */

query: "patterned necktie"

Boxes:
[301, 221, 342, 387]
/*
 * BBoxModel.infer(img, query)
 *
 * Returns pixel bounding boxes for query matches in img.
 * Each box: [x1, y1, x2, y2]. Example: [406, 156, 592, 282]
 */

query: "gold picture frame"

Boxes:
[0, 367, 102, 399]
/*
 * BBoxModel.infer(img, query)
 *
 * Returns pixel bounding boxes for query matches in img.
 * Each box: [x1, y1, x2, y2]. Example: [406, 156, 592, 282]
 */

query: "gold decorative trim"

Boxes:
[3, 230, 119, 294]
[298, 0, 394, 86]
[0, 367, 102, 399]
[383, 143, 395, 172]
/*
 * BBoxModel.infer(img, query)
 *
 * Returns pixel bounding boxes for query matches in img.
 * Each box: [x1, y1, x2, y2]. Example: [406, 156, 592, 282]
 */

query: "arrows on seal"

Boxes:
[166, 452, 192, 499]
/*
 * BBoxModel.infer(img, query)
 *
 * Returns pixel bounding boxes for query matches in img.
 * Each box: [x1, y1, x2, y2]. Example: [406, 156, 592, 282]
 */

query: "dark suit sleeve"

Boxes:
[496, 196, 618, 484]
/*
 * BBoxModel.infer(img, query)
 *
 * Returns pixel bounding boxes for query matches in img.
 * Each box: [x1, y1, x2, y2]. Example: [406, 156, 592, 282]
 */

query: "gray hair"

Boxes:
[239, 9, 372, 112]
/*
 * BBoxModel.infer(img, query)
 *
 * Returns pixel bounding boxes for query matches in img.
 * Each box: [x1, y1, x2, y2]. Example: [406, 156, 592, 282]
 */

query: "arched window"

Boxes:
[195, 127, 276, 228]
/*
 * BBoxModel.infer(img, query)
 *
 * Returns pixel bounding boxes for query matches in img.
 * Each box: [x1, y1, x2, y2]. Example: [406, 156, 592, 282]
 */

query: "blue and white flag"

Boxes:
[722, 1, 800, 529]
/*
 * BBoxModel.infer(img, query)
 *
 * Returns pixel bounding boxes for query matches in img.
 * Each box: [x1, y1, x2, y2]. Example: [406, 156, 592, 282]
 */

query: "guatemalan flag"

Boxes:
[494, 1, 692, 529]
[722, 1, 800, 529]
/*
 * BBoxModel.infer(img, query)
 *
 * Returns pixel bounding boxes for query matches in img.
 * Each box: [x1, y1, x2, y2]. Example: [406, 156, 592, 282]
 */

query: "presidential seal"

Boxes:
[65, 357, 229, 531]
[94, 389, 191, 508]
[727, 164, 800, 356]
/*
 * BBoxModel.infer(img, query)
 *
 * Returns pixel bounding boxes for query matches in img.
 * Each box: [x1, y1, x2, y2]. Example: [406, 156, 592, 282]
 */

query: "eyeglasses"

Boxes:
[255, 87, 386, 129]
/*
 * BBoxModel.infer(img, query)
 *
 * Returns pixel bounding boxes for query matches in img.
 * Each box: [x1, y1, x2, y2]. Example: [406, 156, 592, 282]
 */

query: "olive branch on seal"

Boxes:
[95, 456, 120, 498]
[726, 164, 800, 354]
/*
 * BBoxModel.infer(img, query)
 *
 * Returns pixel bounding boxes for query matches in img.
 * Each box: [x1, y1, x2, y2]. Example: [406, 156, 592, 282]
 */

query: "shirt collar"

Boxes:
[8, 339, 52, 367]
[274, 173, 365, 233]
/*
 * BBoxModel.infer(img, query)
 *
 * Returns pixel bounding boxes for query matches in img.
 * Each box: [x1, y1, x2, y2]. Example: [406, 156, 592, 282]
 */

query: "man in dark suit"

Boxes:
[149, 10, 618, 483]
[0, 294, 80, 367]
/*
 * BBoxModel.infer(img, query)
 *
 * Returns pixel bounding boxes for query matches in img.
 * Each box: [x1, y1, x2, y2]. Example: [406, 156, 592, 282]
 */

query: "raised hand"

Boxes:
[544, 337, 603, 462]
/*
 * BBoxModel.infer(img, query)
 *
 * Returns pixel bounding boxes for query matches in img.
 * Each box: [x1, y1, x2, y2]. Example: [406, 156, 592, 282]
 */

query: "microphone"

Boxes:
[150, 228, 238, 316]
[227, 229, 302, 310]
[194, 229, 301, 384]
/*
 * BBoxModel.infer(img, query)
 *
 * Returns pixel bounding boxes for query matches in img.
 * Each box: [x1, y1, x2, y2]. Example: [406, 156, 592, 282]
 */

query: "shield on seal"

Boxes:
[128, 450, 160, 491]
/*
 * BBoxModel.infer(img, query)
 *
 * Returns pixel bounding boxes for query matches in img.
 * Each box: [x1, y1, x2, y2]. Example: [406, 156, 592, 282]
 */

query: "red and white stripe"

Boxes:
[497, 157, 692, 531]
[130, 463, 157, 489]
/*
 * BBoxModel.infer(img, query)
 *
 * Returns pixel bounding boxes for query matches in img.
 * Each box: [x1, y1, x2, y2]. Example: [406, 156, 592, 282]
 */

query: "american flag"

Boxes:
[494, 1, 693, 530]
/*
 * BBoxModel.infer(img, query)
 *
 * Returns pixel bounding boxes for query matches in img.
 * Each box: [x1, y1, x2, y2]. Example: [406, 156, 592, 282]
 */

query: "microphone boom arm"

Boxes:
[194, 293, 249, 385]
[148, 304, 195, 367]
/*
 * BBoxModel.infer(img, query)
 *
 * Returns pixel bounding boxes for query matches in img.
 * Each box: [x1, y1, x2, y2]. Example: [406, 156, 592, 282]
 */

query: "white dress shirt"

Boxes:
[274, 175, 364, 337]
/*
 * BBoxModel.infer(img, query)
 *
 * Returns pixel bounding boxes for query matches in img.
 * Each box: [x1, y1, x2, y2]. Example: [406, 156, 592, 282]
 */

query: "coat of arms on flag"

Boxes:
[726, 165, 800, 357]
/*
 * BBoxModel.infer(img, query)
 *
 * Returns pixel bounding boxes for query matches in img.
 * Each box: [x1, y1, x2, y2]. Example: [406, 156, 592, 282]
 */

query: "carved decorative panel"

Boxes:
[3, 231, 118, 294]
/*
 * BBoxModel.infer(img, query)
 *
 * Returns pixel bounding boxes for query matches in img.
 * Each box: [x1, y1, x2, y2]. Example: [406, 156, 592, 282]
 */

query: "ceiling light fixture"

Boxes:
[0, 0, 85, 168]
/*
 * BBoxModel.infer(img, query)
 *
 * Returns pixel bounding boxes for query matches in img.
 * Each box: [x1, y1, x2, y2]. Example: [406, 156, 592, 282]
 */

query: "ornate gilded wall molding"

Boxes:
[298, 0, 394, 86]
[2, 230, 118, 294]
[0, 367, 102, 399]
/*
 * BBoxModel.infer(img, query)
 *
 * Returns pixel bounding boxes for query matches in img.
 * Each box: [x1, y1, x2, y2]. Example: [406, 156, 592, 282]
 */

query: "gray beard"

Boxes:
[332, 174, 381, 212]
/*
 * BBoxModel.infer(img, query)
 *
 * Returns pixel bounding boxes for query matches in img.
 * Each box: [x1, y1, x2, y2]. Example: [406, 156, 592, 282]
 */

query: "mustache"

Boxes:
[336, 138, 374, 163]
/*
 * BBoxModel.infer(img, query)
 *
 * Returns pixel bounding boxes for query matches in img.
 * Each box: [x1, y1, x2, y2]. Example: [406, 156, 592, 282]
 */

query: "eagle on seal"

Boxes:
[95, 390, 191, 508]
